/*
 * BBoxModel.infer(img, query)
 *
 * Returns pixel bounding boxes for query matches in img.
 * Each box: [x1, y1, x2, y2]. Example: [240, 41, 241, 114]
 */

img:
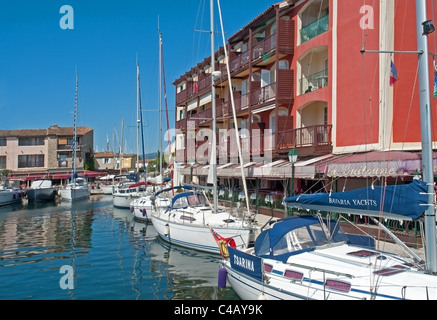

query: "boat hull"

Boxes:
[113, 193, 141, 209]
[26, 188, 57, 202]
[151, 214, 254, 255]
[0, 190, 23, 206]
[60, 187, 90, 201]
[223, 244, 437, 300]
[100, 185, 115, 195]
[130, 196, 170, 222]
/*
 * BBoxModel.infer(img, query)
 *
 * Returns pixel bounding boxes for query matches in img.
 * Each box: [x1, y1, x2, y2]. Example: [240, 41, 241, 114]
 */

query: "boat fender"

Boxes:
[165, 223, 170, 236]
[13, 194, 16, 200]
[218, 267, 227, 288]
[142, 208, 147, 217]
[130, 206, 134, 212]
[257, 292, 268, 300]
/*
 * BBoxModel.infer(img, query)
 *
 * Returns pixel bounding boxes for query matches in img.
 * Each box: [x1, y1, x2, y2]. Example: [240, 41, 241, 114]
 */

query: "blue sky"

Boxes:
[0, 0, 272, 156]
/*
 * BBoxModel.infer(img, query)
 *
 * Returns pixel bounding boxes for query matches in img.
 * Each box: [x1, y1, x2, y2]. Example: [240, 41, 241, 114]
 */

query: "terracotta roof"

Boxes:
[228, 1, 298, 43]
[0, 125, 93, 137]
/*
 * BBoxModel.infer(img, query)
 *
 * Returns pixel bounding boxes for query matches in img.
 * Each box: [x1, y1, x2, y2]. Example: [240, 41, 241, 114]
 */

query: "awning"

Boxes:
[79, 170, 105, 178]
[25, 174, 43, 181]
[187, 99, 197, 111]
[199, 93, 212, 107]
[252, 104, 275, 114]
[178, 161, 317, 179]
[323, 151, 436, 177]
[52, 173, 72, 179]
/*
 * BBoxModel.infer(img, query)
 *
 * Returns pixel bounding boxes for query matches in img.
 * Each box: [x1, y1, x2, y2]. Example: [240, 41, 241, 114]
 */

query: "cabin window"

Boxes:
[173, 196, 189, 208]
[272, 227, 315, 255]
[325, 279, 351, 293]
[284, 270, 304, 281]
[347, 250, 378, 257]
[264, 264, 273, 272]
[373, 265, 408, 276]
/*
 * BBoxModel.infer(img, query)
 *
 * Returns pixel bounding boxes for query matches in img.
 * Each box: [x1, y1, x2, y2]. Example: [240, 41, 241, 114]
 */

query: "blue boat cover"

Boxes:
[285, 180, 428, 221]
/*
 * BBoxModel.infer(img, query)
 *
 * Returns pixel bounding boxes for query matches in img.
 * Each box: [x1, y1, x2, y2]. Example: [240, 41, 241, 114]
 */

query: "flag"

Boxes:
[208, 225, 236, 258]
[433, 61, 437, 98]
[390, 60, 398, 86]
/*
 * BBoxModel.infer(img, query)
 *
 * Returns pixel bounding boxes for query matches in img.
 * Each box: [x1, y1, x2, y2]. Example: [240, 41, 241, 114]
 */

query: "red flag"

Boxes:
[390, 60, 398, 86]
[208, 225, 236, 258]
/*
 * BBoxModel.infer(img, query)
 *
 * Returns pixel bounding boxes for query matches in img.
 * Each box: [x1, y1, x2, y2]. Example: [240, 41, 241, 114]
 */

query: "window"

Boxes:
[0, 138, 6, 146]
[18, 154, 44, 168]
[0, 156, 5, 169]
[173, 196, 189, 208]
[59, 155, 67, 167]
[58, 138, 68, 145]
[18, 137, 44, 146]
[325, 280, 351, 292]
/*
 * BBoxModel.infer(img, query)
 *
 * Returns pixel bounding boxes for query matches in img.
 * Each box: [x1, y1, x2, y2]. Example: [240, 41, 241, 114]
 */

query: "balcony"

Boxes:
[229, 19, 294, 76]
[300, 14, 329, 44]
[300, 69, 328, 95]
[278, 124, 333, 157]
[176, 124, 332, 165]
[175, 118, 187, 132]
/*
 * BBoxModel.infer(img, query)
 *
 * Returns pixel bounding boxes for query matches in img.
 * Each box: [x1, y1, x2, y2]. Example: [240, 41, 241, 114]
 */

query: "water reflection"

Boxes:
[0, 196, 237, 300]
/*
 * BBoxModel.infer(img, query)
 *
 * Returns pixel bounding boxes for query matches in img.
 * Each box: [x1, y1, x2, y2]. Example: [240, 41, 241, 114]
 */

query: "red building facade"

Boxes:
[172, 0, 437, 205]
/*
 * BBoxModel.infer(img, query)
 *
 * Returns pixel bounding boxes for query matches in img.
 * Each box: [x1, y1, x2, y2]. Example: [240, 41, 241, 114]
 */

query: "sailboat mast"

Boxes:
[211, 0, 218, 214]
[120, 118, 124, 175]
[72, 71, 78, 185]
[159, 28, 163, 189]
[217, 0, 251, 217]
[416, 0, 437, 272]
[136, 61, 140, 177]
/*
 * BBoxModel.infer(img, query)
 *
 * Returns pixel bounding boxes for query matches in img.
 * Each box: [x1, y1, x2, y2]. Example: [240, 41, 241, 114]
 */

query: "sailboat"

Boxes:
[112, 62, 154, 209]
[131, 29, 171, 222]
[220, 0, 437, 300]
[60, 72, 90, 201]
[150, 0, 257, 255]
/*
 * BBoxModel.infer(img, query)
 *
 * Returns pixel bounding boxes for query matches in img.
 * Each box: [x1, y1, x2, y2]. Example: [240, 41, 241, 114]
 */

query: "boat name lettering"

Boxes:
[233, 254, 255, 272]
[329, 198, 377, 207]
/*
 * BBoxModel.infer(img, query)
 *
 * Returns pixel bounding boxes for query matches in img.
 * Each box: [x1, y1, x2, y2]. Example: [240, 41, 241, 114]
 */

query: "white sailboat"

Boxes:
[113, 62, 153, 209]
[131, 29, 169, 222]
[221, 0, 437, 300]
[150, 0, 257, 255]
[60, 72, 90, 201]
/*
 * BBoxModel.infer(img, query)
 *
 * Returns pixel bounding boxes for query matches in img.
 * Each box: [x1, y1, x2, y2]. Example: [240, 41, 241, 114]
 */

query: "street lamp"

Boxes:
[288, 148, 298, 196]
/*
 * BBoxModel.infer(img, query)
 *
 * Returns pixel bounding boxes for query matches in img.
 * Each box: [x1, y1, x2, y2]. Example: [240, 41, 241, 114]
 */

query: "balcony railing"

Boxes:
[175, 124, 332, 166]
[269, 124, 332, 153]
[251, 83, 276, 108]
[300, 14, 329, 44]
[300, 69, 328, 95]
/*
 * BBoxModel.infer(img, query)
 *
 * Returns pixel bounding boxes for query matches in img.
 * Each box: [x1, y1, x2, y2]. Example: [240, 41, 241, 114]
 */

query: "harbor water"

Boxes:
[0, 195, 239, 300]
